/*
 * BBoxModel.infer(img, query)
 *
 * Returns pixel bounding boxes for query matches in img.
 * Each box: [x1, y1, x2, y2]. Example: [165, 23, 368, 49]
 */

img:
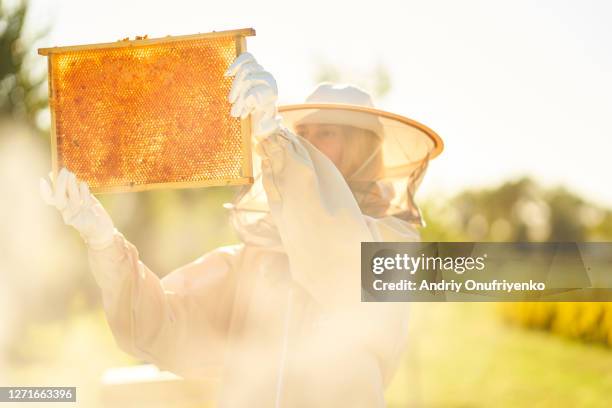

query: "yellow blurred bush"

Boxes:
[500, 302, 612, 347]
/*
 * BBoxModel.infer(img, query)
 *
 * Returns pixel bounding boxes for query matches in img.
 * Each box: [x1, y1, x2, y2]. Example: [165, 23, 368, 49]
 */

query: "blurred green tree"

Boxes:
[0, 0, 47, 124]
[420, 177, 612, 242]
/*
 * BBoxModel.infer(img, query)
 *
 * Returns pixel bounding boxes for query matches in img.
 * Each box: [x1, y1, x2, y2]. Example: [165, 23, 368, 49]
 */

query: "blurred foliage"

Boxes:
[419, 177, 612, 347]
[500, 302, 612, 347]
[0, 0, 47, 124]
[420, 177, 612, 242]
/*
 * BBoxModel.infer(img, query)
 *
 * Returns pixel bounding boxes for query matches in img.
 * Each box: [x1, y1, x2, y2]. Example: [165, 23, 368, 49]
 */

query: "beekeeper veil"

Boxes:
[225, 83, 443, 245]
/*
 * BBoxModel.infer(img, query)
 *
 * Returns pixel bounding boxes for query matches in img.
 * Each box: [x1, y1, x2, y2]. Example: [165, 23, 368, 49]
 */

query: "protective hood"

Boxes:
[225, 83, 443, 246]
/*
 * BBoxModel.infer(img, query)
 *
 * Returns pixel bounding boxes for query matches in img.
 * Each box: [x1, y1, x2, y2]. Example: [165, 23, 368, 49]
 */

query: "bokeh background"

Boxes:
[1, 0, 611, 406]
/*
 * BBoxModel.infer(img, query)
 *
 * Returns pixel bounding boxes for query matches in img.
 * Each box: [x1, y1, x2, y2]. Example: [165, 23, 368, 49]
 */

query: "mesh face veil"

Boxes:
[328, 123, 431, 225]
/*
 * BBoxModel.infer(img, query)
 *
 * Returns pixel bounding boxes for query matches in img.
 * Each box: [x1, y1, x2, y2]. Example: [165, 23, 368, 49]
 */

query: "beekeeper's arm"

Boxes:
[226, 53, 377, 308]
[39, 169, 237, 377]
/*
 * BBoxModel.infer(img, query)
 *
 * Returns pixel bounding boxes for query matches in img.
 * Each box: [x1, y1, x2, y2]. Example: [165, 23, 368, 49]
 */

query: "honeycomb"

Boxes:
[40, 30, 254, 193]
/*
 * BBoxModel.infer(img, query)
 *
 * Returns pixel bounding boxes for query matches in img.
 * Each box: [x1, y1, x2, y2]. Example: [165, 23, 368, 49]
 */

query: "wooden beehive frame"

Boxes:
[38, 28, 255, 193]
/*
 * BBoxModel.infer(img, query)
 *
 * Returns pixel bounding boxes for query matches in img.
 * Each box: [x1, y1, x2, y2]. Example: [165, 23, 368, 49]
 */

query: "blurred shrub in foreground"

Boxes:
[500, 303, 612, 347]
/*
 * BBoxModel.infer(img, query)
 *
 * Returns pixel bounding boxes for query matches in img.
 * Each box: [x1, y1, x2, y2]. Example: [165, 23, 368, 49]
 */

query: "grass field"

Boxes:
[386, 302, 612, 407]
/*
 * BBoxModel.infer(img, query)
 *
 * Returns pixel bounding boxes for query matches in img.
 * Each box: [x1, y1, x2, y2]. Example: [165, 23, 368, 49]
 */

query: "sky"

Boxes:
[25, 0, 612, 206]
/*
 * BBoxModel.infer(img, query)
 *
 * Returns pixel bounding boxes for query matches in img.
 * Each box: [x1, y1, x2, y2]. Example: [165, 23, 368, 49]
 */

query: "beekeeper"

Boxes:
[40, 52, 443, 407]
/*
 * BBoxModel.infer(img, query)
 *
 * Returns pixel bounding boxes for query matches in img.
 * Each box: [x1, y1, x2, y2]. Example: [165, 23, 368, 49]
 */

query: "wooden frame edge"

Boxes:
[90, 177, 254, 195]
[38, 27, 256, 55]
[236, 35, 254, 181]
[47, 57, 59, 181]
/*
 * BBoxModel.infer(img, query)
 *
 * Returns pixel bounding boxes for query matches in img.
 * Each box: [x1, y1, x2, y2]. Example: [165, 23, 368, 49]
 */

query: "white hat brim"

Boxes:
[278, 103, 444, 178]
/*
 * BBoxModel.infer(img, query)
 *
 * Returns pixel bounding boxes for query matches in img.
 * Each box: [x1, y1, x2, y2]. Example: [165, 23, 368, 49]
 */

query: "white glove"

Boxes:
[225, 52, 282, 140]
[40, 167, 116, 250]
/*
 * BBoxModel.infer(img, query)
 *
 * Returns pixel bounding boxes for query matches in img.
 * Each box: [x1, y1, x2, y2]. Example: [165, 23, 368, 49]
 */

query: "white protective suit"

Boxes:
[42, 53, 441, 407]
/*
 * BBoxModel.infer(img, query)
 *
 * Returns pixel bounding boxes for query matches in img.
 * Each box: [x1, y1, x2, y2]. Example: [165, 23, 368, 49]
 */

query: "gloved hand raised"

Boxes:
[40, 167, 116, 249]
[225, 52, 282, 140]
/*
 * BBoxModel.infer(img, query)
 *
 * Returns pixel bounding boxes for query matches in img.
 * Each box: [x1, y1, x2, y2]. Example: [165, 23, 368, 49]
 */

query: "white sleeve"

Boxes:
[87, 231, 240, 378]
[256, 127, 375, 308]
